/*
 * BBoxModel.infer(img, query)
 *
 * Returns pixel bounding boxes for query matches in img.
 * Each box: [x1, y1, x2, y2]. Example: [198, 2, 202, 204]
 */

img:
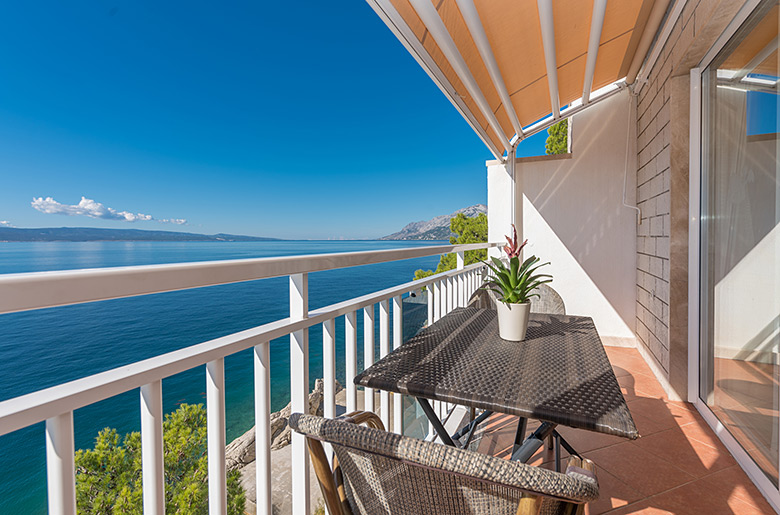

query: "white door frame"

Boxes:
[688, 0, 780, 510]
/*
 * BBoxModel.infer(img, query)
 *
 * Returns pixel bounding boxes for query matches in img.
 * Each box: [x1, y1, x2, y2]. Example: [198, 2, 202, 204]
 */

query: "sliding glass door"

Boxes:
[700, 0, 780, 485]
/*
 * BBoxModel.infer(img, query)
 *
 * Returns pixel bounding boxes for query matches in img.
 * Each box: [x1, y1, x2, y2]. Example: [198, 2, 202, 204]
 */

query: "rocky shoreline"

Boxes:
[225, 379, 348, 514]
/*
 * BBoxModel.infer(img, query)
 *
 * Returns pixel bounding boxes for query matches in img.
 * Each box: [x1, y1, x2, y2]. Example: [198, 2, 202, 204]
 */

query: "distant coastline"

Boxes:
[0, 227, 281, 242]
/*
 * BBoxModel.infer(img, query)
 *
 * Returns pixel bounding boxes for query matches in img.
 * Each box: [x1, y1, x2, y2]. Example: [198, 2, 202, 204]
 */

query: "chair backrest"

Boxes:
[468, 283, 566, 315]
[290, 412, 598, 515]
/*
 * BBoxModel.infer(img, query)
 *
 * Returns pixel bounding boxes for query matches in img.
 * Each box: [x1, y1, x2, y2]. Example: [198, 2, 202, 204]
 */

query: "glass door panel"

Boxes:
[701, 0, 780, 485]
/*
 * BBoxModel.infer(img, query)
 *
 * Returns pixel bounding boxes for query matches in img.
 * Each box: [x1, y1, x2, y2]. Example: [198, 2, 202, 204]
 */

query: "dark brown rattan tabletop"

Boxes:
[355, 307, 638, 439]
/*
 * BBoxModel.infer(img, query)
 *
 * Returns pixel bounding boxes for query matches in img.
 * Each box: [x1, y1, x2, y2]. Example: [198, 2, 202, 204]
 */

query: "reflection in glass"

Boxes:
[701, 0, 780, 485]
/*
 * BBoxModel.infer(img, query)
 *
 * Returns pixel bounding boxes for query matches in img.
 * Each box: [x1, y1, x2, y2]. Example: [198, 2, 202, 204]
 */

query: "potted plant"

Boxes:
[483, 226, 552, 341]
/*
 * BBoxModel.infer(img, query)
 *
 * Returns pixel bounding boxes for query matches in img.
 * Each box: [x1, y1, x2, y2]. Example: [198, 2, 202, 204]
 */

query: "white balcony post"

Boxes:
[323, 318, 336, 420]
[345, 310, 357, 412]
[322, 318, 336, 461]
[457, 252, 465, 307]
[363, 304, 375, 413]
[207, 358, 227, 515]
[433, 281, 441, 322]
[446, 276, 454, 313]
[290, 273, 310, 515]
[392, 295, 404, 434]
[442, 278, 447, 315]
[379, 300, 390, 429]
[254, 342, 272, 515]
[427, 285, 434, 326]
[141, 381, 165, 515]
[46, 412, 76, 515]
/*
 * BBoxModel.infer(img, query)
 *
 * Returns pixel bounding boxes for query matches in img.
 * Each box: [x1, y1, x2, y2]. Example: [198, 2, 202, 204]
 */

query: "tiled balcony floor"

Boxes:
[472, 347, 776, 514]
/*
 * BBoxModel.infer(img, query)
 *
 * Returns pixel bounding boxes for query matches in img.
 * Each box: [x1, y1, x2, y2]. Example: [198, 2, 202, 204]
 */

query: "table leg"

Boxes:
[510, 422, 556, 462]
[417, 398, 459, 448]
[512, 417, 528, 456]
[553, 432, 561, 472]
[452, 410, 492, 441]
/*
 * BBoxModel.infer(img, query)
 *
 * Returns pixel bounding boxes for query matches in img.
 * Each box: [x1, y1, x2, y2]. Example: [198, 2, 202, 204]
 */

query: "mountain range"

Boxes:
[0, 227, 280, 242]
[381, 204, 486, 240]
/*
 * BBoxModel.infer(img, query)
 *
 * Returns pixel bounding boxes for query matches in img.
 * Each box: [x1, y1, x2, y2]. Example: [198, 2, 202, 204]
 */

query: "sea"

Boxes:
[0, 240, 443, 513]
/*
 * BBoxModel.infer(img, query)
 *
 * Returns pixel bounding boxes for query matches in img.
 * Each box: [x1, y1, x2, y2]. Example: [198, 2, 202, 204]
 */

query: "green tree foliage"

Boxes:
[545, 119, 568, 155]
[75, 403, 245, 514]
[413, 213, 487, 281]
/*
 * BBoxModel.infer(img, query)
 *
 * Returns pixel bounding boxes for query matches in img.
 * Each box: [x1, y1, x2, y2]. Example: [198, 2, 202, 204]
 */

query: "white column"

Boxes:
[363, 305, 375, 413]
[487, 157, 523, 258]
[207, 359, 227, 515]
[392, 295, 404, 434]
[254, 343, 272, 515]
[345, 310, 357, 412]
[290, 273, 310, 515]
[379, 300, 390, 429]
[46, 412, 76, 515]
[141, 381, 165, 515]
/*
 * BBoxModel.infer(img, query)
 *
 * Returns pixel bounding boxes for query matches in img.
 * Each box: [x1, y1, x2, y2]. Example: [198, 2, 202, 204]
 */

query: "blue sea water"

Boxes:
[0, 240, 442, 513]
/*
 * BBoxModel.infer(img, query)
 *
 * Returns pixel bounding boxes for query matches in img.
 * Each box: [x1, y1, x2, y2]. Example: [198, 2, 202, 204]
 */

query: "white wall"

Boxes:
[488, 90, 638, 345]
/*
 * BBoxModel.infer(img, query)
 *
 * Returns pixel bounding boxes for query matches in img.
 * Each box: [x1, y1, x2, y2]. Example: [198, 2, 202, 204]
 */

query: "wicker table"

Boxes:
[355, 307, 638, 466]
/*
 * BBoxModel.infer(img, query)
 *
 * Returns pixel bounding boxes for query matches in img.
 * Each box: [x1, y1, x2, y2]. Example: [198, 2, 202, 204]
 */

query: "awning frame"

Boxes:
[367, 0, 686, 160]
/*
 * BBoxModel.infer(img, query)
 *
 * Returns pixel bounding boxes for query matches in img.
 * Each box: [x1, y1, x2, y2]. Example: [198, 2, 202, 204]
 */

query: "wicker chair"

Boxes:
[468, 282, 566, 315]
[290, 411, 598, 515]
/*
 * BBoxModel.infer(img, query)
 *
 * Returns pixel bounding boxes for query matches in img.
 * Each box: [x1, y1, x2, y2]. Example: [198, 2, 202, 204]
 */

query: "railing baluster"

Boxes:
[433, 280, 445, 322]
[323, 318, 336, 420]
[363, 304, 375, 413]
[346, 310, 357, 412]
[379, 299, 390, 430]
[392, 295, 404, 434]
[289, 273, 310, 515]
[433, 281, 441, 322]
[323, 318, 336, 461]
[141, 381, 164, 515]
[207, 358, 227, 515]
[447, 276, 454, 314]
[254, 342, 271, 514]
[442, 279, 448, 318]
[427, 283, 434, 326]
[456, 251, 465, 308]
[46, 412, 76, 515]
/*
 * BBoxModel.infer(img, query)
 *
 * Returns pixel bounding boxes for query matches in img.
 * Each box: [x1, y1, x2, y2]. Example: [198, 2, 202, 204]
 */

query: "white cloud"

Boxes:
[31, 196, 187, 225]
[0, 221, 14, 227]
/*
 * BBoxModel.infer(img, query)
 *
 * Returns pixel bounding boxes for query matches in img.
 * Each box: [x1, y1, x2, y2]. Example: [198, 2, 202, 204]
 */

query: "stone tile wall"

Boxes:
[633, 0, 745, 398]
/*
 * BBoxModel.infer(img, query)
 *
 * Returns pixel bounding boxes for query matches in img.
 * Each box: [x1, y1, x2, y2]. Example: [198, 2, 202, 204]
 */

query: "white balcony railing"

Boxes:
[0, 242, 499, 515]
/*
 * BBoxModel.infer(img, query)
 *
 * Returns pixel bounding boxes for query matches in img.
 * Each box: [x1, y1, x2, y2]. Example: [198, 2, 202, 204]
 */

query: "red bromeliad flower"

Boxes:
[503, 224, 527, 259]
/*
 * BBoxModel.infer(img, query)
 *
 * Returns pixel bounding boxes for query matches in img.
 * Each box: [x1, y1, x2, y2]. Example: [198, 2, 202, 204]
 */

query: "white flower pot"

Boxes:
[495, 301, 531, 341]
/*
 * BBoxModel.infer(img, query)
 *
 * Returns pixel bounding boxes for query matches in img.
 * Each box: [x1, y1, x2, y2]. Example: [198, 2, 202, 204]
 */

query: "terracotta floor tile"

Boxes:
[604, 347, 655, 376]
[605, 501, 676, 514]
[585, 465, 644, 514]
[629, 372, 670, 400]
[585, 442, 695, 497]
[677, 417, 731, 451]
[469, 348, 773, 513]
[631, 426, 735, 478]
[627, 398, 702, 432]
[555, 425, 628, 454]
[701, 465, 775, 512]
[606, 472, 774, 515]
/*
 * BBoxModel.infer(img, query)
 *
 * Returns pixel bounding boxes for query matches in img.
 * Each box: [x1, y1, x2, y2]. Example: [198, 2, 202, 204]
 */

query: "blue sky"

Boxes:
[0, 1, 547, 239]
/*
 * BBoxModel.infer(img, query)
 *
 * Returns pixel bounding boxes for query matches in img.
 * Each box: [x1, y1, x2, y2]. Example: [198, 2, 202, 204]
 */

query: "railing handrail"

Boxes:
[0, 242, 500, 314]
[0, 261, 487, 437]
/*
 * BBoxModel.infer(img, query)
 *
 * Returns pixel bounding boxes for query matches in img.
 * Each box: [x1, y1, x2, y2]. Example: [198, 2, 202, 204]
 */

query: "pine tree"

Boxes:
[75, 403, 245, 514]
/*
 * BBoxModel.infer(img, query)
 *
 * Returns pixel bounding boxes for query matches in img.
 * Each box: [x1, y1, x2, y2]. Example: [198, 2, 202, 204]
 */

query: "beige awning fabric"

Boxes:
[369, 0, 664, 158]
